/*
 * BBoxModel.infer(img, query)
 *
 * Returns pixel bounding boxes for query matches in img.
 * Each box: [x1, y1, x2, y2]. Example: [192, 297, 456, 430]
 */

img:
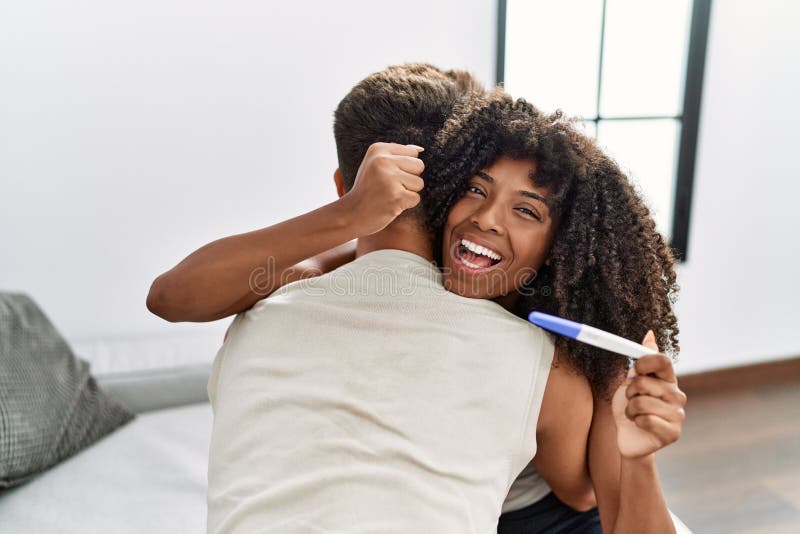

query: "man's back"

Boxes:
[207, 249, 554, 533]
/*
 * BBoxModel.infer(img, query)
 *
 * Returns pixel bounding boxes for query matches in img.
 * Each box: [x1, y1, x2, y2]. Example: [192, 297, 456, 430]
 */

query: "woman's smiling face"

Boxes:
[441, 156, 559, 306]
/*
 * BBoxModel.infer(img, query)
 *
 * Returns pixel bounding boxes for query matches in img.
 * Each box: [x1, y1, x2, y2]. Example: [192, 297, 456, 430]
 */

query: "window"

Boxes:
[497, 0, 712, 261]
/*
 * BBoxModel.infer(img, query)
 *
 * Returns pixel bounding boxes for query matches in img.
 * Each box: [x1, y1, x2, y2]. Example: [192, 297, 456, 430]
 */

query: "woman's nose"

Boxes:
[470, 206, 504, 235]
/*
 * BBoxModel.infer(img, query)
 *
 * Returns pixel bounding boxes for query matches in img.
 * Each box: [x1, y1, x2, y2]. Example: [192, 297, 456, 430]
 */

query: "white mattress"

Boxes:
[0, 403, 213, 533]
[0, 401, 692, 534]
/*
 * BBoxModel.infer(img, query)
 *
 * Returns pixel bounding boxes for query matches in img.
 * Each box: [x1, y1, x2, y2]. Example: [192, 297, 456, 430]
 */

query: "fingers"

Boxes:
[633, 414, 682, 445]
[395, 155, 425, 175]
[400, 190, 421, 210]
[626, 375, 687, 406]
[618, 332, 686, 452]
[641, 329, 658, 351]
[625, 395, 685, 424]
[400, 172, 424, 193]
[371, 153, 425, 187]
[634, 353, 677, 383]
[368, 142, 425, 158]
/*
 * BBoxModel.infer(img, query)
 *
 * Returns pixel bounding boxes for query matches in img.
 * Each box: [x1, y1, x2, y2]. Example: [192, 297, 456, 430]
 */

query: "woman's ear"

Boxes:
[333, 168, 346, 198]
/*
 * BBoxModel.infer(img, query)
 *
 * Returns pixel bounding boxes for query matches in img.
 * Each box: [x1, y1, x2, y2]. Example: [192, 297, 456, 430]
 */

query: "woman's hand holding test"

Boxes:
[613, 330, 687, 460]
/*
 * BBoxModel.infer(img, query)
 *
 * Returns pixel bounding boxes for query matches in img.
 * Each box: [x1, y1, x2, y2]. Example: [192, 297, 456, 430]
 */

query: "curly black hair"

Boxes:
[422, 92, 681, 398]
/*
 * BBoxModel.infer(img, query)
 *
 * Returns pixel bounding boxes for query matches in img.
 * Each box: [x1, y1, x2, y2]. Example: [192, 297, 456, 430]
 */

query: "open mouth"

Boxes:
[454, 238, 504, 272]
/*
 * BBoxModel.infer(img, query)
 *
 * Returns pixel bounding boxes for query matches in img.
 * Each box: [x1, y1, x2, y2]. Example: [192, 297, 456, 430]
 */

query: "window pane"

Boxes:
[504, 0, 603, 118]
[599, 0, 692, 118]
[596, 119, 680, 240]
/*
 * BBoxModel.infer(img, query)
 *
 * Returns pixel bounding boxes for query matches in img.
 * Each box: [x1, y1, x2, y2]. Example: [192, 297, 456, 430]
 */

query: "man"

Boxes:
[199, 63, 588, 533]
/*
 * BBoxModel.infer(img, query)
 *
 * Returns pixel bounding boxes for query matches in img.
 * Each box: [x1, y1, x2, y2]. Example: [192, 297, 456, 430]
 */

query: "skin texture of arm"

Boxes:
[149, 208, 360, 323]
[589, 332, 685, 533]
[532, 347, 596, 511]
[221, 241, 356, 342]
[147, 143, 424, 323]
[589, 384, 674, 533]
[216, 240, 358, 320]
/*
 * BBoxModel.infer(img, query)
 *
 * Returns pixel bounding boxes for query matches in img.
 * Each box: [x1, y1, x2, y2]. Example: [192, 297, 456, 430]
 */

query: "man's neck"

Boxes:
[355, 216, 435, 262]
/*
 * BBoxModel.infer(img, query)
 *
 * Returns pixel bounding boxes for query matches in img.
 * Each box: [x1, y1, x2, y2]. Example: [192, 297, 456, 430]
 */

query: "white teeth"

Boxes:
[460, 239, 502, 261]
[462, 258, 481, 269]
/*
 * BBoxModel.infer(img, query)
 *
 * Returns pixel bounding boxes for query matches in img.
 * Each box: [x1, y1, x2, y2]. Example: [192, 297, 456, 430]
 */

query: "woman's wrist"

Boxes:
[618, 453, 674, 533]
[328, 196, 365, 237]
[621, 452, 656, 469]
[620, 453, 661, 493]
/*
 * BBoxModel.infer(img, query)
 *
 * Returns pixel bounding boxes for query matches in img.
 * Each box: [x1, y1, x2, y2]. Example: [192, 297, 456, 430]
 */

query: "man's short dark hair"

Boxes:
[333, 63, 483, 192]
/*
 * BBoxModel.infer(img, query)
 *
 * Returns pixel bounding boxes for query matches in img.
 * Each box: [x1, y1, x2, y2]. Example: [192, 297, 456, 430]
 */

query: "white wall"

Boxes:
[0, 0, 496, 373]
[672, 0, 800, 373]
[1, 0, 797, 375]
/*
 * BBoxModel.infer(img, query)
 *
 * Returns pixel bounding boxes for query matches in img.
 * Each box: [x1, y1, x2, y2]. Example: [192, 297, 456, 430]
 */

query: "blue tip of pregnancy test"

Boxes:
[528, 311, 582, 339]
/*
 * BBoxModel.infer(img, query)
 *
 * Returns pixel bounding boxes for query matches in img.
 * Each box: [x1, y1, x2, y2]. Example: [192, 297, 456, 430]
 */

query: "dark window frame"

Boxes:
[496, 0, 712, 262]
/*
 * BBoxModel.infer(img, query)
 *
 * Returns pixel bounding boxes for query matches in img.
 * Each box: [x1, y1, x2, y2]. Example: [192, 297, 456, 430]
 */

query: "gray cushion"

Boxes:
[0, 292, 135, 490]
[97, 363, 212, 415]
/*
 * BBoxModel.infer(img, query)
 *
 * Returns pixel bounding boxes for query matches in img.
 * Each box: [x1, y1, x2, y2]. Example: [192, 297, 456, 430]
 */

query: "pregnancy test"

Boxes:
[528, 311, 658, 359]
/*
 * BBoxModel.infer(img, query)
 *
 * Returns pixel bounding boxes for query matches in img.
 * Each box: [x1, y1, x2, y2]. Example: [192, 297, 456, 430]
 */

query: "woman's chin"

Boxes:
[442, 259, 509, 300]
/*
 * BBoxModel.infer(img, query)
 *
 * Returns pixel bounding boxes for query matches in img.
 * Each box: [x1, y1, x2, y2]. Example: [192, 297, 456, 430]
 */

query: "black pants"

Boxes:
[497, 492, 602, 533]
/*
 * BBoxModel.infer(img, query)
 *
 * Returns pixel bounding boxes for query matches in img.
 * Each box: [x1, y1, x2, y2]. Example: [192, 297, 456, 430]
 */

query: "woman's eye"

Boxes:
[467, 186, 485, 196]
[517, 207, 541, 220]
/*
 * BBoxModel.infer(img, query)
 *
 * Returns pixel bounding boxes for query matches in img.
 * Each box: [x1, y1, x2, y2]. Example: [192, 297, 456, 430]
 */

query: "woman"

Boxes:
[149, 92, 686, 533]
[420, 93, 684, 532]
[424, 94, 680, 398]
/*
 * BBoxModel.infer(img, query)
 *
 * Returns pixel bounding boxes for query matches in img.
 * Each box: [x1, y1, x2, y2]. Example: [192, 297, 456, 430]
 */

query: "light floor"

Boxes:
[658, 379, 800, 533]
